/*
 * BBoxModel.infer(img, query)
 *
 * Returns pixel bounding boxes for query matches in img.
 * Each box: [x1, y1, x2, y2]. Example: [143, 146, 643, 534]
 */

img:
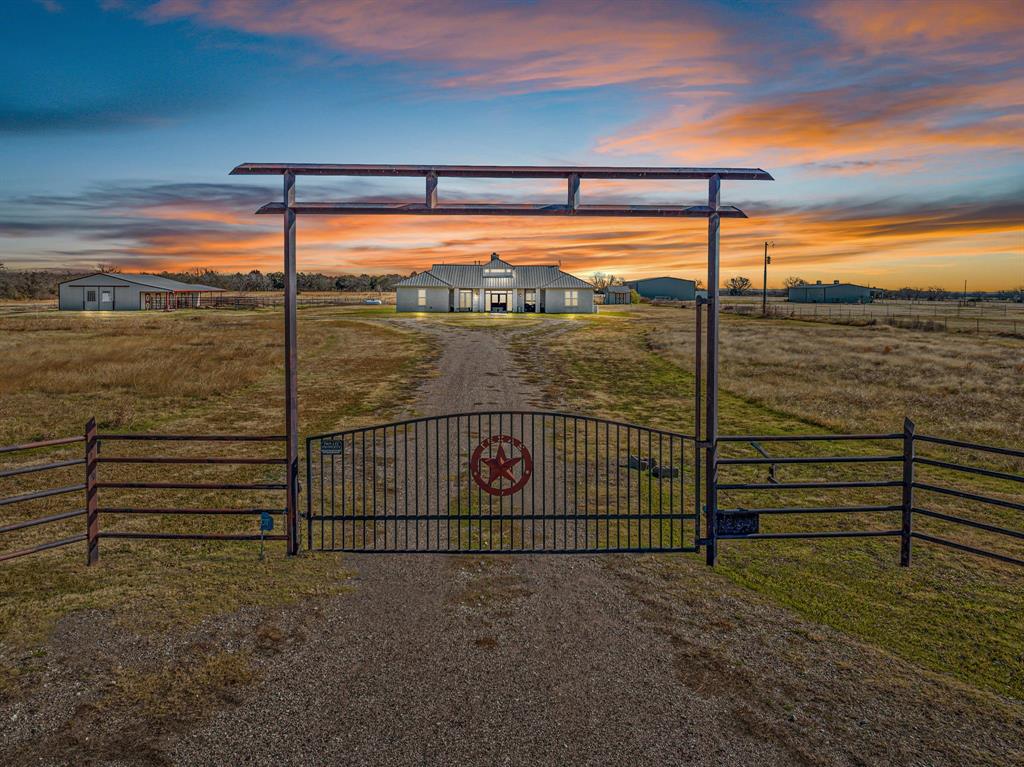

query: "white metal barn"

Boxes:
[395, 253, 595, 313]
[58, 273, 224, 311]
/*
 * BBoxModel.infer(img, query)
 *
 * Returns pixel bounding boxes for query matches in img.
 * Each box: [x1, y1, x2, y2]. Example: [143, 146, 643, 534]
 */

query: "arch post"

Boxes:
[283, 171, 299, 555]
[704, 174, 721, 566]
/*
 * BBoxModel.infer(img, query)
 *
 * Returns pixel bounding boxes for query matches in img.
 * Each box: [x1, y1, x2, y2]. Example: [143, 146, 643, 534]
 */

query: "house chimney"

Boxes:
[833, 280, 840, 284]
[816, 280, 822, 285]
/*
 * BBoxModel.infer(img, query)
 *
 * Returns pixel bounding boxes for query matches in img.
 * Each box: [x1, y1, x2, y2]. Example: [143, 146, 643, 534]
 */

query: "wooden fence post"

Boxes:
[85, 418, 99, 565]
[900, 417, 915, 567]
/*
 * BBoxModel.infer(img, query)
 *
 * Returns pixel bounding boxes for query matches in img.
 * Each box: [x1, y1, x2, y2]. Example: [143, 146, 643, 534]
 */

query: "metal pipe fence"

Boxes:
[0, 432, 87, 563]
[709, 420, 1024, 567]
[1, 420, 289, 564]
[4, 415, 1021, 570]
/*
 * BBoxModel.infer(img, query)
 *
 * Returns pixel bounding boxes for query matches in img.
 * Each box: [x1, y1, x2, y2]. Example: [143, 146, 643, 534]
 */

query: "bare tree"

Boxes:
[725, 276, 752, 295]
[783, 276, 807, 289]
[97, 262, 122, 274]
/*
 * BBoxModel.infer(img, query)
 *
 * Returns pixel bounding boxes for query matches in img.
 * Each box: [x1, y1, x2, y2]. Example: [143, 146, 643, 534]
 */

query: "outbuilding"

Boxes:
[58, 273, 224, 311]
[604, 285, 632, 305]
[788, 280, 878, 304]
[395, 253, 595, 313]
[625, 276, 696, 301]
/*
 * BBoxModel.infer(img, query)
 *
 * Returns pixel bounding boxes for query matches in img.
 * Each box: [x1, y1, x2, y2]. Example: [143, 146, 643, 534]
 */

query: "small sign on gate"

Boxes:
[716, 510, 760, 536]
[320, 438, 344, 455]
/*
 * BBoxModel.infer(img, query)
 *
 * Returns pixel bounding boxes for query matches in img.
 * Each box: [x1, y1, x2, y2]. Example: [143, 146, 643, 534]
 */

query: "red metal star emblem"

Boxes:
[470, 435, 533, 496]
[481, 444, 521, 483]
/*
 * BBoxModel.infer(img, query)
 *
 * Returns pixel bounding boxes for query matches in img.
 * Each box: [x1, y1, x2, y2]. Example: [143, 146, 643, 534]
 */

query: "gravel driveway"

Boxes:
[5, 317, 1023, 766]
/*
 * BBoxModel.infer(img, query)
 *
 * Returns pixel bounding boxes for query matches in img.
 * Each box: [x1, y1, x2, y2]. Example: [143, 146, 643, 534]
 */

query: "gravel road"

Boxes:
[5, 317, 1022, 766]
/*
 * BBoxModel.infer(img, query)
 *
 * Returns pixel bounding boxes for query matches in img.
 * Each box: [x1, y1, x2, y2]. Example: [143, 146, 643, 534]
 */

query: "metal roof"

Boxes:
[626, 277, 696, 286]
[790, 283, 874, 291]
[397, 271, 451, 288]
[59, 272, 224, 292]
[396, 257, 594, 290]
[542, 272, 594, 289]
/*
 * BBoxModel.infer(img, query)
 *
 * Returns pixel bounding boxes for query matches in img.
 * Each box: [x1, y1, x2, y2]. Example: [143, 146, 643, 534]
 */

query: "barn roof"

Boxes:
[60, 272, 224, 292]
[626, 276, 696, 286]
[790, 282, 874, 291]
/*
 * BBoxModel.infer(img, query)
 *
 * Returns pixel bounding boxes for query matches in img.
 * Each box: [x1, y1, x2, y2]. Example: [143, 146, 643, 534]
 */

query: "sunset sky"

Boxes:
[2, 0, 1022, 289]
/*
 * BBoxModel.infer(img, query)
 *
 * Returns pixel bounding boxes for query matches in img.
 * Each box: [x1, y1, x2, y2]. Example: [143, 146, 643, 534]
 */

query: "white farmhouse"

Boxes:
[396, 253, 595, 313]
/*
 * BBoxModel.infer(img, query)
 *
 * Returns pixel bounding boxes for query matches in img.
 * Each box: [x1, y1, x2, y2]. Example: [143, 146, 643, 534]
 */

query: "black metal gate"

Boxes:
[305, 411, 699, 553]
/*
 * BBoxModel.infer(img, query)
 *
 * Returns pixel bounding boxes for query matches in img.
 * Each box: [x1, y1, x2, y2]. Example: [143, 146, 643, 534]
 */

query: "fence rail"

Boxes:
[1, 420, 289, 564]
[711, 419, 1024, 567]
[722, 301, 1024, 336]
[0, 432, 86, 562]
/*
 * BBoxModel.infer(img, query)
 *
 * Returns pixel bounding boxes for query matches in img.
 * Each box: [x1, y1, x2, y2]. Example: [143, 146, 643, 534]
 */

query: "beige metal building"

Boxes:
[58, 273, 224, 311]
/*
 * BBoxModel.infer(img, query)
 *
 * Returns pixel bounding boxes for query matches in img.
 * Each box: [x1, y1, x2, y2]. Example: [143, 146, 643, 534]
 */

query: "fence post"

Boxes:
[85, 418, 99, 565]
[900, 417, 915, 567]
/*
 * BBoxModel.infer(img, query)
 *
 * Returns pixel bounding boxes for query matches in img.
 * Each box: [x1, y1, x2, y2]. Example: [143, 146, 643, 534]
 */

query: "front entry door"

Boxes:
[84, 288, 98, 310]
[489, 292, 508, 312]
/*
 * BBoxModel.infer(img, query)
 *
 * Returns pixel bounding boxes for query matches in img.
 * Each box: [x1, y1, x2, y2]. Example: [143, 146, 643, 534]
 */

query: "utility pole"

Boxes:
[762, 240, 773, 315]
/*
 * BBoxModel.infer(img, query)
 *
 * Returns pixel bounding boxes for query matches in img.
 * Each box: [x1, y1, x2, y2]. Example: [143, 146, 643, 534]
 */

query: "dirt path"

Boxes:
[398, 320, 540, 411]
[174, 320, 1024, 766]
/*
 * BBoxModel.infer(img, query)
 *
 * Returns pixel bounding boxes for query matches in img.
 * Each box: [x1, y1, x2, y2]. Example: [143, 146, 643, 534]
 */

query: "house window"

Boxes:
[417, 289, 427, 307]
[565, 290, 579, 308]
[86, 289, 97, 302]
[459, 290, 473, 310]
[101, 291, 112, 303]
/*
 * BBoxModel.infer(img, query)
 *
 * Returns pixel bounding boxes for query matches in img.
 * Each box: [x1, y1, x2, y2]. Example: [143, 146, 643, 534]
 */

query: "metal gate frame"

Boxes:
[231, 162, 774, 556]
[305, 411, 701, 554]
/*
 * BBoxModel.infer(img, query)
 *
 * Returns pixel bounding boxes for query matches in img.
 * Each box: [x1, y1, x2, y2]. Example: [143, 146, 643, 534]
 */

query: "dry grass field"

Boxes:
[1, 302, 1022, 752]
[512, 304, 1024, 698]
[0, 306, 434, 650]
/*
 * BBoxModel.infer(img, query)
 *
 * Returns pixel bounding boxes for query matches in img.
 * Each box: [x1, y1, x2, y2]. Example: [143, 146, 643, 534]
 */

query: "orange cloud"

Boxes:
[810, 0, 1024, 58]
[146, 0, 743, 91]
[103, 192, 1022, 291]
[597, 78, 1024, 169]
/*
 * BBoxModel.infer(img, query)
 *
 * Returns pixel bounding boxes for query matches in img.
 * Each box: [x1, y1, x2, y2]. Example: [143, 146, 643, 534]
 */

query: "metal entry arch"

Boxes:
[306, 410, 700, 554]
[232, 162, 774, 559]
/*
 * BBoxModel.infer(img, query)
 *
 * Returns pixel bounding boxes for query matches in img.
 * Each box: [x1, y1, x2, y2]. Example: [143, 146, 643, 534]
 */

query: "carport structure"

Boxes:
[231, 163, 774, 561]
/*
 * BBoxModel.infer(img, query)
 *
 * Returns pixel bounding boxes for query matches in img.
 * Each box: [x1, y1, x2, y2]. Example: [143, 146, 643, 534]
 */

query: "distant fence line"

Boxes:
[723, 302, 1024, 337]
[0, 294, 395, 315]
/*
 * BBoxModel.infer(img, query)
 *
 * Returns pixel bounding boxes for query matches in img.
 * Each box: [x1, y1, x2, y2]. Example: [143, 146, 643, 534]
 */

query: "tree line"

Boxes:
[726, 274, 1023, 301]
[0, 265, 410, 299]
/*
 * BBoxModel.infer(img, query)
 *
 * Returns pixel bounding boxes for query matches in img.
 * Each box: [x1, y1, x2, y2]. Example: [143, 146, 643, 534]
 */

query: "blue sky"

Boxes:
[2, 0, 1022, 289]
